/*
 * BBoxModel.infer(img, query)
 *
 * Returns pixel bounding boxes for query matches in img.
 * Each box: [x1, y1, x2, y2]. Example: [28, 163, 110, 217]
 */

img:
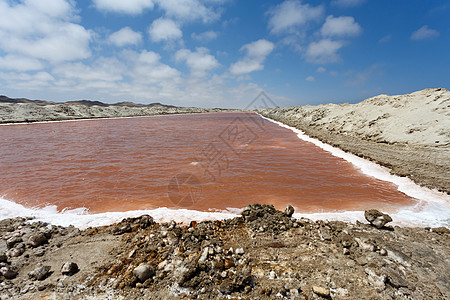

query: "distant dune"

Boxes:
[261, 88, 450, 146]
[0, 96, 222, 123]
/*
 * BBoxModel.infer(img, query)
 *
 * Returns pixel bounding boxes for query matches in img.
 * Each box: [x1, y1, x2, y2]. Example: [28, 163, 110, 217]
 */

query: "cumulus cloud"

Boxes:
[155, 0, 221, 23]
[130, 50, 181, 84]
[321, 16, 362, 37]
[267, 0, 324, 34]
[0, 0, 91, 63]
[332, 0, 366, 7]
[0, 55, 44, 71]
[175, 48, 219, 77]
[92, 0, 154, 14]
[230, 39, 275, 75]
[411, 25, 439, 41]
[108, 27, 142, 47]
[191, 31, 218, 42]
[53, 58, 125, 82]
[148, 18, 182, 42]
[305, 75, 314, 81]
[306, 39, 343, 64]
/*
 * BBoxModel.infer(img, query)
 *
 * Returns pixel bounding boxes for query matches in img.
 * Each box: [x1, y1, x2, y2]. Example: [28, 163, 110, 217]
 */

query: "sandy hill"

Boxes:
[266, 88, 449, 146]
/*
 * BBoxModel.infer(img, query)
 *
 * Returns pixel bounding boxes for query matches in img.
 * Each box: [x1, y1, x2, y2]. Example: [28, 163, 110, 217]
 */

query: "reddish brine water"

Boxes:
[0, 112, 416, 213]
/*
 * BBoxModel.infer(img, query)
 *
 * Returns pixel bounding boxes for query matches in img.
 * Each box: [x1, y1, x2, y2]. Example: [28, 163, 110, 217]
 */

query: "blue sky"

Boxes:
[0, 0, 449, 108]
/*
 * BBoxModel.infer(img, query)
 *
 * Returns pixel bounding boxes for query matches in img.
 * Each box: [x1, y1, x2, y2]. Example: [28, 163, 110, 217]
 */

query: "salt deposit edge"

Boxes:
[259, 114, 450, 228]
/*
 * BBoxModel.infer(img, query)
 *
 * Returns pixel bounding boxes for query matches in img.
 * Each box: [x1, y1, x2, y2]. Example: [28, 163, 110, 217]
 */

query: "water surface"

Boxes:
[0, 112, 416, 213]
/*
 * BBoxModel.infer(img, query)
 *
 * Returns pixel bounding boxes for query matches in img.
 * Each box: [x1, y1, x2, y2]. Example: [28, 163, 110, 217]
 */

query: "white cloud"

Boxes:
[175, 48, 219, 77]
[53, 58, 125, 82]
[267, 0, 324, 34]
[93, 0, 154, 14]
[411, 25, 439, 41]
[0, 0, 91, 63]
[306, 39, 343, 64]
[155, 0, 221, 23]
[332, 0, 366, 7]
[148, 18, 182, 42]
[130, 50, 181, 84]
[25, 0, 75, 18]
[306, 75, 315, 81]
[108, 27, 142, 47]
[379, 34, 392, 43]
[321, 16, 362, 37]
[316, 67, 326, 72]
[191, 30, 218, 42]
[230, 39, 275, 75]
[0, 55, 44, 71]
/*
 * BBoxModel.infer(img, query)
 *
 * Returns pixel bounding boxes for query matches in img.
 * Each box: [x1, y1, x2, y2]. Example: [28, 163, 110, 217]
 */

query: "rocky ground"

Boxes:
[0, 96, 226, 124]
[259, 88, 450, 193]
[1, 204, 449, 299]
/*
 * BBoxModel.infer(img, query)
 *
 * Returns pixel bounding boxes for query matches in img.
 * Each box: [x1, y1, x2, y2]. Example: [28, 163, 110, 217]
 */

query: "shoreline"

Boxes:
[258, 89, 450, 194]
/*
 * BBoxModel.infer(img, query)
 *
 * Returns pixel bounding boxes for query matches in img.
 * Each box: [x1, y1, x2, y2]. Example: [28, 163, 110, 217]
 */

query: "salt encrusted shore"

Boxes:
[259, 88, 450, 194]
[1, 204, 449, 299]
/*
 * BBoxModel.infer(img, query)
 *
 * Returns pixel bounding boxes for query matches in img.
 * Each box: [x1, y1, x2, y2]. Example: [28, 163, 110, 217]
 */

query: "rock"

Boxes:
[431, 227, 450, 234]
[0, 253, 7, 263]
[8, 247, 24, 258]
[385, 268, 408, 288]
[319, 228, 332, 241]
[284, 205, 295, 217]
[6, 236, 23, 249]
[28, 266, 52, 281]
[0, 267, 18, 279]
[133, 264, 155, 282]
[224, 258, 235, 269]
[61, 262, 79, 276]
[235, 248, 245, 255]
[28, 233, 48, 247]
[339, 232, 353, 248]
[198, 247, 209, 263]
[364, 209, 392, 228]
[312, 285, 330, 297]
[365, 268, 386, 289]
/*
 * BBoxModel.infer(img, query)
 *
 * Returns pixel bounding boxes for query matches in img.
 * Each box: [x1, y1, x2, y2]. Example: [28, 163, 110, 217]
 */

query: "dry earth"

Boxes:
[1, 204, 449, 299]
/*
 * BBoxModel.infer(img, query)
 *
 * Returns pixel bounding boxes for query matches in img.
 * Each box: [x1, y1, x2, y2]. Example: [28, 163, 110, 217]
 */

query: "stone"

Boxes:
[319, 228, 332, 241]
[8, 247, 24, 258]
[235, 248, 245, 255]
[133, 264, 155, 282]
[312, 285, 330, 297]
[364, 209, 392, 229]
[0, 253, 8, 263]
[339, 233, 353, 248]
[198, 247, 209, 263]
[6, 236, 23, 249]
[284, 205, 295, 217]
[224, 258, 235, 269]
[28, 233, 48, 247]
[61, 262, 79, 276]
[365, 268, 386, 289]
[28, 266, 52, 281]
[0, 267, 18, 280]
